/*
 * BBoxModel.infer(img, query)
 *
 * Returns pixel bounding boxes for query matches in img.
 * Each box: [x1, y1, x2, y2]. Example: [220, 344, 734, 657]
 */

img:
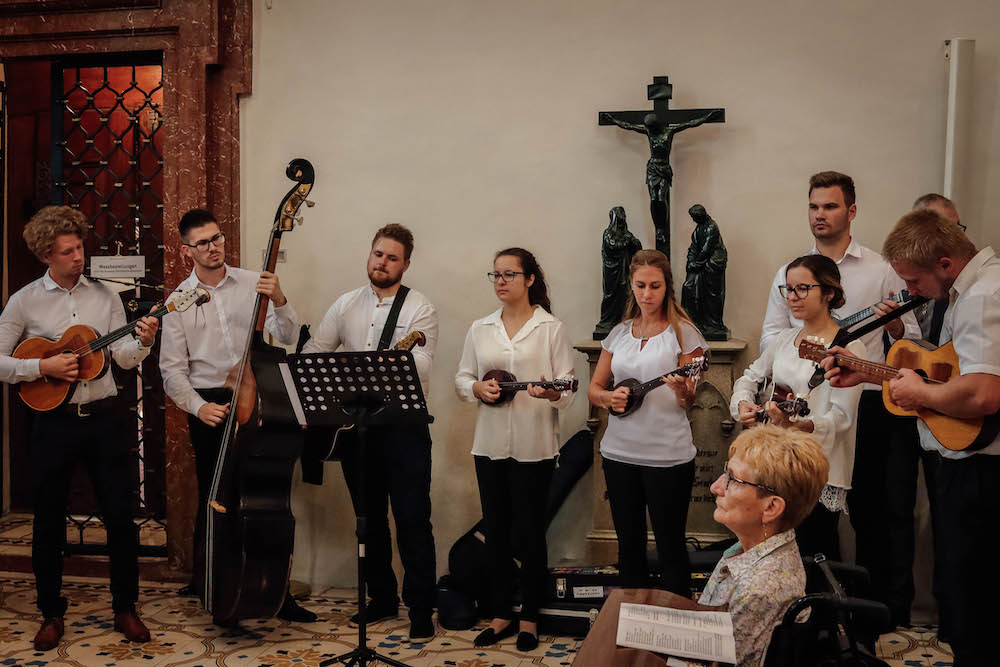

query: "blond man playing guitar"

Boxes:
[0, 206, 159, 651]
[822, 209, 1000, 667]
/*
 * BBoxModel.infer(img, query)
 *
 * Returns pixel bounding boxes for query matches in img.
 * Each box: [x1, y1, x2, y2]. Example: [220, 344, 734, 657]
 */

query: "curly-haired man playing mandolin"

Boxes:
[0, 206, 159, 651]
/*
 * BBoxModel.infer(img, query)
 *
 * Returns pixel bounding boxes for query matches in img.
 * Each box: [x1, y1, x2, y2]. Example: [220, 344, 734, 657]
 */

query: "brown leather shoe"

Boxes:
[33, 617, 65, 651]
[113, 611, 151, 643]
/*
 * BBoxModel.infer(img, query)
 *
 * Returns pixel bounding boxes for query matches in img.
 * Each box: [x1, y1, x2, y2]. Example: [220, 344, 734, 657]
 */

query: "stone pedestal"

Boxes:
[574, 338, 749, 565]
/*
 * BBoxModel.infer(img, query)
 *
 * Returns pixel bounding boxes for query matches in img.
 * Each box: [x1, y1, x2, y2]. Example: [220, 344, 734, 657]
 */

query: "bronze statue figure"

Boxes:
[594, 206, 643, 340]
[600, 109, 721, 257]
[681, 204, 729, 341]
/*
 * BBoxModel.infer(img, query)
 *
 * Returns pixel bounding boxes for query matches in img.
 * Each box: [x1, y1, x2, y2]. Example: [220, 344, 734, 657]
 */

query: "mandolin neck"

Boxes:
[86, 303, 171, 354]
[499, 381, 562, 391]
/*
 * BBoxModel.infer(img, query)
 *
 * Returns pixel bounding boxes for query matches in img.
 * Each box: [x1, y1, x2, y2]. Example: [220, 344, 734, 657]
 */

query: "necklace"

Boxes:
[636, 319, 664, 342]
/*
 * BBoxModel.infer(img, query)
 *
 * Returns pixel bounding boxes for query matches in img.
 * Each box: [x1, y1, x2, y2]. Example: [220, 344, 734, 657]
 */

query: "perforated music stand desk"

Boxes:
[279, 349, 430, 667]
[279, 349, 430, 431]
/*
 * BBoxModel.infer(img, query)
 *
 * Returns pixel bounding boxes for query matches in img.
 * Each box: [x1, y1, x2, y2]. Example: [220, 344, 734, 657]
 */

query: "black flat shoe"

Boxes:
[474, 621, 518, 647]
[516, 631, 539, 652]
[277, 596, 318, 623]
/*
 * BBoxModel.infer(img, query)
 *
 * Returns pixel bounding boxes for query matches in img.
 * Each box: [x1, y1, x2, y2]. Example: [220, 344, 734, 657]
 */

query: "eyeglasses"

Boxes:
[957, 220, 967, 232]
[778, 283, 823, 299]
[487, 271, 525, 283]
[722, 461, 778, 495]
[183, 233, 226, 252]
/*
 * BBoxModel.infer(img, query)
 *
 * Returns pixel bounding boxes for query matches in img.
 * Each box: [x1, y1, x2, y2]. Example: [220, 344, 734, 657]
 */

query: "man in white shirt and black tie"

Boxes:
[303, 223, 438, 641]
[158, 208, 314, 622]
[0, 206, 160, 651]
[760, 171, 921, 627]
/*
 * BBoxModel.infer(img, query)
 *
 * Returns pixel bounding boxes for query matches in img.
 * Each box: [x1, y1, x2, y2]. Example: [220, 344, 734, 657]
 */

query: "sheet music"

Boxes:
[616, 602, 737, 664]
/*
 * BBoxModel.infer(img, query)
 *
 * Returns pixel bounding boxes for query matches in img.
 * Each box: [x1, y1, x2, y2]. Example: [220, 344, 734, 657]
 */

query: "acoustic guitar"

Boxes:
[13, 287, 210, 411]
[478, 370, 579, 406]
[798, 337, 1000, 451]
[609, 355, 709, 418]
[321, 330, 427, 460]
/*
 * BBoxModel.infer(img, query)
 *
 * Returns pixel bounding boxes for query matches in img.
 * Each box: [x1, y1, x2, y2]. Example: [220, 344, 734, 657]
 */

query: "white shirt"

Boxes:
[303, 284, 437, 397]
[454, 306, 576, 461]
[0, 272, 150, 404]
[159, 265, 299, 416]
[731, 328, 866, 489]
[760, 238, 920, 391]
[600, 319, 707, 467]
[920, 247, 1000, 459]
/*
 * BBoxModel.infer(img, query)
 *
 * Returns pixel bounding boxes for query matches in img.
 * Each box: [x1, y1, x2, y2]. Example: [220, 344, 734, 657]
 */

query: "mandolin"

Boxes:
[749, 380, 811, 425]
[13, 287, 210, 411]
[798, 337, 1000, 451]
[479, 370, 579, 406]
[833, 290, 918, 329]
[321, 330, 428, 460]
[609, 355, 709, 418]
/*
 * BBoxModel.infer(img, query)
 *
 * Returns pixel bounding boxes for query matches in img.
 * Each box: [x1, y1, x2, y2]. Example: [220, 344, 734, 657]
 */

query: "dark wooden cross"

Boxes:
[599, 75, 725, 257]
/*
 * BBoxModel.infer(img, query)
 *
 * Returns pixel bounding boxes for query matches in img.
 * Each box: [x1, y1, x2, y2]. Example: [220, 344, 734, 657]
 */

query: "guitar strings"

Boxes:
[819, 351, 947, 385]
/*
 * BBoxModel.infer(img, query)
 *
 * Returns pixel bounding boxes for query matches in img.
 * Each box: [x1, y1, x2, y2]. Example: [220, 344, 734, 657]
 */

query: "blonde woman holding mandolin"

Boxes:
[586, 249, 707, 596]
[455, 247, 576, 652]
[731, 254, 865, 561]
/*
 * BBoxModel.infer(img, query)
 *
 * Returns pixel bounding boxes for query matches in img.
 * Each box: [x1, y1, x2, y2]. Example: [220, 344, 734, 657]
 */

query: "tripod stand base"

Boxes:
[320, 646, 411, 667]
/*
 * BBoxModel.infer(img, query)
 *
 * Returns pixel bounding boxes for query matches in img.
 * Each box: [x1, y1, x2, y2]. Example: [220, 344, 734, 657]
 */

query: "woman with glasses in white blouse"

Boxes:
[731, 254, 866, 560]
[455, 248, 576, 652]
[587, 249, 707, 595]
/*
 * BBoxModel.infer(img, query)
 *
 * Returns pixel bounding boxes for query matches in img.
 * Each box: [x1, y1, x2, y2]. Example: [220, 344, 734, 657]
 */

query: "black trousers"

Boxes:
[849, 391, 939, 623]
[474, 455, 554, 623]
[795, 501, 841, 561]
[187, 388, 233, 592]
[932, 453, 1000, 667]
[601, 457, 695, 595]
[30, 408, 139, 618]
[340, 425, 436, 618]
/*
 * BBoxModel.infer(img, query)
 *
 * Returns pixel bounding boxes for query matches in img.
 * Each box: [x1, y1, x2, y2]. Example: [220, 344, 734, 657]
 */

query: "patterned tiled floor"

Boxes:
[0, 572, 581, 666]
[0, 571, 952, 666]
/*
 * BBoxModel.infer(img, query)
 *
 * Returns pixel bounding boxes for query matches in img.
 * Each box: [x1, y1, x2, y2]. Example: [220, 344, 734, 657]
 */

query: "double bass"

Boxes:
[203, 159, 315, 624]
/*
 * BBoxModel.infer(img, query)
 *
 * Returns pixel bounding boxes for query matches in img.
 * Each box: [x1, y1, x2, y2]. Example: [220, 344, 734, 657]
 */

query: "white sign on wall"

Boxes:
[90, 255, 146, 279]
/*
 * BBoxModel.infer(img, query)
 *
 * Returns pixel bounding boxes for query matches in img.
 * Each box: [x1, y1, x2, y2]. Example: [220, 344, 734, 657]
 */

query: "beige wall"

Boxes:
[241, 0, 1000, 588]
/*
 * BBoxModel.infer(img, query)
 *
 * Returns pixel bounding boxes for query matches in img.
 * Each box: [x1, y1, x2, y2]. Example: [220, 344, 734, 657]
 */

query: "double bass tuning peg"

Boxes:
[304, 200, 316, 208]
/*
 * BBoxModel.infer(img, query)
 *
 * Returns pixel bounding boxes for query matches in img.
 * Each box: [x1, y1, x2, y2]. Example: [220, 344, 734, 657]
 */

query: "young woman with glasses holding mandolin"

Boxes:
[586, 249, 707, 596]
[731, 254, 865, 561]
[454, 247, 576, 652]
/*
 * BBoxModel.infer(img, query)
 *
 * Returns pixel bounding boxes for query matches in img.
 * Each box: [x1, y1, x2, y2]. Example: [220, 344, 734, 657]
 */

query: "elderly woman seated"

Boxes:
[699, 424, 829, 667]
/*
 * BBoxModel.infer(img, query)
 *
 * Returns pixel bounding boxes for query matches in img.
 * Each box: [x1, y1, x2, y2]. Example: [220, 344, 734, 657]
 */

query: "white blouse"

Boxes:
[730, 328, 866, 490]
[455, 306, 576, 462]
[600, 319, 707, 467]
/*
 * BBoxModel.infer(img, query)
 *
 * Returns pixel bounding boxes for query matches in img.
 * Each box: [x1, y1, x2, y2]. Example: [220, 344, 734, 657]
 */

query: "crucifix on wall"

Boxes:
[599, 76, 725, 257]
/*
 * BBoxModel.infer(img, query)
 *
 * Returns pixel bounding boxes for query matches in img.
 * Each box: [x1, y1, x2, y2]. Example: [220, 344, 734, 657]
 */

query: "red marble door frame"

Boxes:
[0, 0, 251, 572]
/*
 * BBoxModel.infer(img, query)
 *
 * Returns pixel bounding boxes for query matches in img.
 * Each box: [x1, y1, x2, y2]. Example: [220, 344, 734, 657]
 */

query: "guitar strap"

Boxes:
[837, 294, 929, 347]
[377, 285, 410, 351]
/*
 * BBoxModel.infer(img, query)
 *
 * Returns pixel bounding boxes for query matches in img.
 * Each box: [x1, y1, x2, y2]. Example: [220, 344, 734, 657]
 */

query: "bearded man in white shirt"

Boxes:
[0, 206, 160, 651]
[823, 209, 1000, 667]
[759, 171, 920, 627]
[303, 223, 438, 641]
[158, 208, 314, 622]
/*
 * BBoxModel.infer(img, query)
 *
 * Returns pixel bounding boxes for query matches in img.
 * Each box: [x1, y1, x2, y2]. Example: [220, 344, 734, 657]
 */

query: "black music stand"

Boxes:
[279, 350, 431, 667]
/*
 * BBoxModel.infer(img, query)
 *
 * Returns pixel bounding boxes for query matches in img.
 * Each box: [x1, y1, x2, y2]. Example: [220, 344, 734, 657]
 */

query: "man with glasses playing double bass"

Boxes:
[158, 208, 314, 622]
